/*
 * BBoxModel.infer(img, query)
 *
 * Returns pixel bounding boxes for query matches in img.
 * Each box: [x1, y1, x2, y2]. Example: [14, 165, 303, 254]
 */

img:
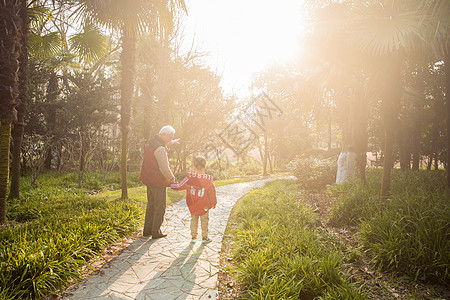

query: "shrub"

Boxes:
[329, 169, 450, 283]
[328, 170, 381, 226]
[288, 154, 338, 190]
[241, 158, 262, 175]
[360, 191, 449, 283]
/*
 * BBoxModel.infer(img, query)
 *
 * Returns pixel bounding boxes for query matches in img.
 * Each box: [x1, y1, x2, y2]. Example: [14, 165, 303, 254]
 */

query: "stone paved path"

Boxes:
[65, 178, 275, 300]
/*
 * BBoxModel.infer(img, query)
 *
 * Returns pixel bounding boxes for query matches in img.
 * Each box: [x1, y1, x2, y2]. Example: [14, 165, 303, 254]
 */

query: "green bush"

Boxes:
[328, 171, 381, 226]
[361, 191, 449, 283]
[2, 171, 144, 299]
[241, 158, 262, 175]
[329, 169, 450, 283]
[288, 153, 338, 190]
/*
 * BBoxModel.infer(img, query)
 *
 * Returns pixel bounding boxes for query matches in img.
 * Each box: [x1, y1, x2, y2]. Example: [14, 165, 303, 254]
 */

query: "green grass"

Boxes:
[227, 179, 367, 299]
[329, 169, 449, 284]
[24, 170, 142, 191]
[214, 177, 261, 187]
[2, 195, 142, 299]
[1, 171, 266, 299]
[1, 171, 183, 299]
[91, 185, 185, 205]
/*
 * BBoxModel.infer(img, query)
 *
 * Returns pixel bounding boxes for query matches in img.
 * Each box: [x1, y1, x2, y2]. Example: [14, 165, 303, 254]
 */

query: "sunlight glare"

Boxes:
[183, 0, 308, 96]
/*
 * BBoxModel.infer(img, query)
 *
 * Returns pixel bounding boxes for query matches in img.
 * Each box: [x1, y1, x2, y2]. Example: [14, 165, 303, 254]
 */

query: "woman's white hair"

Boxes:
[159, 125, 175, 136]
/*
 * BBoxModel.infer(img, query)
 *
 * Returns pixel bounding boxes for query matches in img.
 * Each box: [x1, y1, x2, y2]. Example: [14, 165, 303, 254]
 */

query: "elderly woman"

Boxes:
[140, 125, 179, 239]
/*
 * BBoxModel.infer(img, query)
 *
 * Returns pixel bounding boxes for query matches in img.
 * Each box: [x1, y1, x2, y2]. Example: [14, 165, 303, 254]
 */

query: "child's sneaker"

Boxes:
[202, 237, 212, 243]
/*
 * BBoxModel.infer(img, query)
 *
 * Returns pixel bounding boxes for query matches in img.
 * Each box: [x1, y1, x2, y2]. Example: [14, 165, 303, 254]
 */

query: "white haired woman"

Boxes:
[140, 125, 179, 239]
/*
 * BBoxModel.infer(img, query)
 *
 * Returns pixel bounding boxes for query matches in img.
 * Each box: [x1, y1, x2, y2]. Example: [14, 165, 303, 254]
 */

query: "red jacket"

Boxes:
[171, 172, 217, 216]
[140, 136, 170, 187]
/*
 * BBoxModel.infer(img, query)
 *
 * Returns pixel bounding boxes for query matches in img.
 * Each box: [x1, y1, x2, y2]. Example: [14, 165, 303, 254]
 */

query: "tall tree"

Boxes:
[351, 0, 425, 201]
[306, 2, 370, 183]
[76, 0, 186, 199]
[9, 0, 29, 200]
[9, 1, 110, 199]
[0, 0, 22, 224]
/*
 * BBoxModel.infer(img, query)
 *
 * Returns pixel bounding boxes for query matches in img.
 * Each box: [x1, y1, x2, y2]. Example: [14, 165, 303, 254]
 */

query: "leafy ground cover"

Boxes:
[219, 180, 366, 299]
[218, 171, 449, 299]
[329, 169, 449, 286]
[0, 171, 263, 299]
[0, 171, 181, 300]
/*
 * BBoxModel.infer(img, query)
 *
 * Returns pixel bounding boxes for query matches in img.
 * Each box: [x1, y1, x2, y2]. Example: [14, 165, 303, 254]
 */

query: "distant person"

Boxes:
[170, 156, 217, 243]
[140, 125, 179, 239]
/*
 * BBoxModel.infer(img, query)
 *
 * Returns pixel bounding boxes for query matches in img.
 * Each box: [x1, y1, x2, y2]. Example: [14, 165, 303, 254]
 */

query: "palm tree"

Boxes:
[0, 0, 23, 224]
[306, 2, 370, 184]
[8, 1, 110, 200]
[75, 0, 186, 199]
[8, 0, 29, 200]
[350, 0, 426, 201]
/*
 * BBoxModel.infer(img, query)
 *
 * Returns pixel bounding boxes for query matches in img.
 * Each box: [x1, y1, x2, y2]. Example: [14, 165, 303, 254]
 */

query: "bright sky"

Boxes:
[181, 0, 308, 97]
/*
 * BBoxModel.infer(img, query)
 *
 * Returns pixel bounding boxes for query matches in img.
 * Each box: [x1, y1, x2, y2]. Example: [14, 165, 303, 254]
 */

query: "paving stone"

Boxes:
[64, 178, 283, 299]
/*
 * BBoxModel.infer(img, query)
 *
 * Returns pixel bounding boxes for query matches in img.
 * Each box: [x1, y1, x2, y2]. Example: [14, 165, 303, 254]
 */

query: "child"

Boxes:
[170, 156, 217, 243]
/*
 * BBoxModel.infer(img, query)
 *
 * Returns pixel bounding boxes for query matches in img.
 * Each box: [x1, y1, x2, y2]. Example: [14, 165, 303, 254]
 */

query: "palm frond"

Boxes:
[352, 4, 424, 56]
[69, 23, 109, 64]
[28, 31, 63, 59]
[72, 0, 186, 37]
[418, 0, 450, 58]
[29, 5, 53, 34]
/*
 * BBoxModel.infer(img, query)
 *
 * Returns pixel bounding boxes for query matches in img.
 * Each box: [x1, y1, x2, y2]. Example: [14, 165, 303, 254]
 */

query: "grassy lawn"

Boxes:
[219, 170, 449, 299]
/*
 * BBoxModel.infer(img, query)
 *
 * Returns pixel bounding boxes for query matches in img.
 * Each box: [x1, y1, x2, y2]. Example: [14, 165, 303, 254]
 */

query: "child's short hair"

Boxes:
[193, 156, 206, 169]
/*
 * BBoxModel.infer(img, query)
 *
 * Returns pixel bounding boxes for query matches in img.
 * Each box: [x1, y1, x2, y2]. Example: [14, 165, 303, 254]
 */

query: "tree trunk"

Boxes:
[446, 49, 450, 188]
[327, 110, 332, 151]
[431, 107, 440, 170]
[44, 72, 59, 170]
[215, 148, 222, 172]
[263, 133, 268, 176]
[56, 144, 62, 170]
[0, 122, 12, 224]
[381, 128, 395, 199]
[78, 132, 86, 188]
[9, 121, 24, 199]
[381, 54, 402, 202]
[120, 28, 137, 199]
[268, 146, 273, 174]
[9, 0, 29, 200]
[0, 0, 21, 224]
[398, 121, 410, 170]
[412, 92, 423, 171]
[354, 86, 368, 184]
[157, 35, 170, 128]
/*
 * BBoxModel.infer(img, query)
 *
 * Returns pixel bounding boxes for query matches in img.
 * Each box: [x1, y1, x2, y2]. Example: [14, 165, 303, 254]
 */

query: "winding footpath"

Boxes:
[64, 178, 276, 300]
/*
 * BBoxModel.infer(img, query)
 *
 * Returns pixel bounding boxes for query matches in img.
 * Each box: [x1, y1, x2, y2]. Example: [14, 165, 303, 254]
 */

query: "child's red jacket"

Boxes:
[170, 172, 217, 216]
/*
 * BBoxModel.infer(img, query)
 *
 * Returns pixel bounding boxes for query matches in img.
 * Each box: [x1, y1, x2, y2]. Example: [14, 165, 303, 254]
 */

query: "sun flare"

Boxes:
[183, 0, 309, 95]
